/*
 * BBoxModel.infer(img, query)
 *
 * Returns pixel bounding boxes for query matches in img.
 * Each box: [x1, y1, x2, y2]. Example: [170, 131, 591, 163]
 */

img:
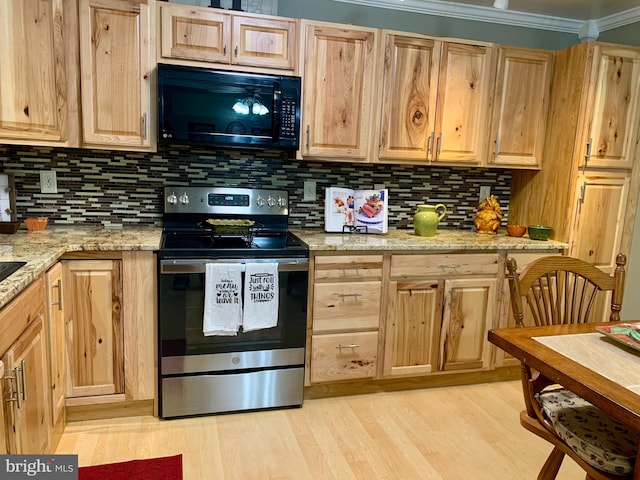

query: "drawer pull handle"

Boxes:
[336, 344, 360, 350]
[338, 293, 362, 300]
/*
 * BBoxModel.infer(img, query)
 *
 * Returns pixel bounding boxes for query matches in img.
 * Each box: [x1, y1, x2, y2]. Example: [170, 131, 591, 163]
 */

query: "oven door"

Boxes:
[158, 257, 308, 370]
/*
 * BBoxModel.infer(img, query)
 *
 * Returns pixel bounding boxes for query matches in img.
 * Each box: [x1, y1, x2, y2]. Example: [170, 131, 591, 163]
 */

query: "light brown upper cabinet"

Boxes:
[0, 0, 68, 144]
[485, 46, 552, 169]
[377, 31, 493, 166]
[79, 0, 155, 150]
[159, 3, 296, 71]
[581, 44, 640, 169]
[300, 20, 378, 161]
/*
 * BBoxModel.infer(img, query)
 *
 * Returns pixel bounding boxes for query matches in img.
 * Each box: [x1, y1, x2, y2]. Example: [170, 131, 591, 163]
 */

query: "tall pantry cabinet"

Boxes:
[509, 42, 640, 276]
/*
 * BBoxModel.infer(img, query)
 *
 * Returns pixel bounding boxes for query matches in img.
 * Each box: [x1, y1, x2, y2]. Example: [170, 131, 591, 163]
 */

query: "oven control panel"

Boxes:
[164, 186, 289, 215]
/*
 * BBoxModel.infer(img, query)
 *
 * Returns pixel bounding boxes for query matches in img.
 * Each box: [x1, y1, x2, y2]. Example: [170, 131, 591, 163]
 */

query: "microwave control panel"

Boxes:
[280, 99, 297, 138]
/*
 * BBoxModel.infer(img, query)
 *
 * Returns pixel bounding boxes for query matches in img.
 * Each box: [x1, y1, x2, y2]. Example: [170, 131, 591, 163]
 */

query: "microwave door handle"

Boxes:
[272, 83, 282, 142]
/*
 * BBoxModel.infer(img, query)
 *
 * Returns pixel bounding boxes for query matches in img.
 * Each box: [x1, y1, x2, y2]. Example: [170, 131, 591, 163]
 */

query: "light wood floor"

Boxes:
[56, 381, 584, 479]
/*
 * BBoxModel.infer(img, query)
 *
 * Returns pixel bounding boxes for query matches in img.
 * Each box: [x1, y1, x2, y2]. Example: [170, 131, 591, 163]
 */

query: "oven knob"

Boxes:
[178, 193, 189, 205]
[256, 195, 265, 207]
[231, 355, 240, 365]
[167, 192, 178, 205]
[277, 196, 287, 208]
[267, 196, 277, 208]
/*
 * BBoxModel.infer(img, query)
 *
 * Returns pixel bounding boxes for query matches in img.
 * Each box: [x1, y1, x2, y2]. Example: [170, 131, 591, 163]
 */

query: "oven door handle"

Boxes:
[160, 258, 309, 274]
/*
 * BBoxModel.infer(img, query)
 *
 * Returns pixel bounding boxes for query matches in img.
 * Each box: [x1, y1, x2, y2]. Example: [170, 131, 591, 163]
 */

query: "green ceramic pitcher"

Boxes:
[413, 204, 447, 237]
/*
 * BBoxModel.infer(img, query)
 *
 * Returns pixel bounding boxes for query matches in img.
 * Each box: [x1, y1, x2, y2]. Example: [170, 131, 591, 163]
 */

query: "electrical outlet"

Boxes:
[40, 170, 58, 194]
[479, 185, 491, 203]
[303, 181, 316, 201]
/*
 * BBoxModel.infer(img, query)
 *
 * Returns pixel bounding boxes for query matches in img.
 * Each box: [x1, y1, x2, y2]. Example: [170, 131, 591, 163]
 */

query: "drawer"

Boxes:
[391, 253, 499, 278]
[313, 281, 381, 333]
[506, 252, 562, 274]
[310, 331, 378, 383]
[314, 255, 383, 280]
[0, 276, 45, 355]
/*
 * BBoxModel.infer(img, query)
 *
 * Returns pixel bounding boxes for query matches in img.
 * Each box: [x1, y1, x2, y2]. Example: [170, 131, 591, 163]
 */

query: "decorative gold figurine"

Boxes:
[474, 195, 503, 235]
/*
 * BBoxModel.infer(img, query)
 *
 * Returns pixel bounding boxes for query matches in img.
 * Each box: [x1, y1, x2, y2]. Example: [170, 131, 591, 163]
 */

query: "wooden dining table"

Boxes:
[488, 321, 640, 476]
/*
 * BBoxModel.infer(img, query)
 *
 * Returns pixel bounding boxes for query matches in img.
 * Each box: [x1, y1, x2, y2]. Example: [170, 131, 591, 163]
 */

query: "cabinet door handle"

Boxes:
[52, 279, 62, 310]
[306, 125, 310, 150]
[142, 113, 148, 140]
[427, 131, 435, 159]
[6, 365, 23, 409]
[234, 45, 238, 57]
[437, 132, 443, 156]
[585, 138, 592, 164]
[223, 44, 228, 56]
[336, 344, 360, 350]
[20, 359, 26, 403]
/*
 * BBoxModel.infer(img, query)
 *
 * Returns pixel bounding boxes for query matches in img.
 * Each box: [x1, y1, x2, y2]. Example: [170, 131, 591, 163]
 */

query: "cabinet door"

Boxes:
[569, 172, 629, 271]
[63, 260, 124, 398]
[439, 277, 495, 371]
[159, 3, 231, 63]
[377, 33, 439, 162]
[2, 317, 51, 454]
[45, 263, 65, 426]
[431, 42, 492, 165]
[584, 45, 640, 169]
[487, 46, 552, 168]
[301, 22, 377, 160]
[232, 15, 296, 70]
[0, 0, 67, 142]
[383, 280, 442, 377]
[79, 0, 153, 148]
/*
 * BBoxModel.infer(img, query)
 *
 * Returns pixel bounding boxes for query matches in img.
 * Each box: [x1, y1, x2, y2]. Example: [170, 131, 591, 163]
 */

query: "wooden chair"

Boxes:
[506, 253, 638, 480]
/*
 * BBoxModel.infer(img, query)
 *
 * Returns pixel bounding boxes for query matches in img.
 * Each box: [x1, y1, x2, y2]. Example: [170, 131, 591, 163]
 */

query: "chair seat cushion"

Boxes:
[538, 388, 638, 476]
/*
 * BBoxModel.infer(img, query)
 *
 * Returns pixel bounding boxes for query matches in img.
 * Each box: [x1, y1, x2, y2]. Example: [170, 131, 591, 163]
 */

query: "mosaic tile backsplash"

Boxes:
[0, 145, 513, 230]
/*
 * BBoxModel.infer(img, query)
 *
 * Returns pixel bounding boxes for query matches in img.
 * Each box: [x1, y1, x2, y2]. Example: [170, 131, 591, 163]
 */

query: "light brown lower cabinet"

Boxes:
[309, 254, 383, 384]
[62, 259, 124, 400]
[383, 254, 498, 378]
[1, 276, 51, 454]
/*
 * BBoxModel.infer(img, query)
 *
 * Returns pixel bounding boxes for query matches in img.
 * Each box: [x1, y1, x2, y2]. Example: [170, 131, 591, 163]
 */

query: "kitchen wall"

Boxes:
[0, 145, 512, 231]
[276, 0, 579, 49]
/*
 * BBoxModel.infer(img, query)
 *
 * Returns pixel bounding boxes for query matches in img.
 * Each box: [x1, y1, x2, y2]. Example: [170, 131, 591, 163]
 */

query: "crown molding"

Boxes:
[597, 6, 640, 31]
[331, 0, 640, 35]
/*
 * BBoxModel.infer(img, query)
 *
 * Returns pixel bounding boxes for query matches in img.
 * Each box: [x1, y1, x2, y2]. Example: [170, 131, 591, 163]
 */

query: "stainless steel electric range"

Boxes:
[157, 186, 309, 419]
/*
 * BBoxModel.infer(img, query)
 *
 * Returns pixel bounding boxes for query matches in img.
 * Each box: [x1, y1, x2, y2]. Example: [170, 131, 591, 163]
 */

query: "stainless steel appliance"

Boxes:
[157, 64, 301, 151]
[158, 186, 309, 419]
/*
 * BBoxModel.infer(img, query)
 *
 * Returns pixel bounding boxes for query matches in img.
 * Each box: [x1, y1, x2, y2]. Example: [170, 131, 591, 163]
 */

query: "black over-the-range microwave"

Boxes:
[157, 64, 301, 150]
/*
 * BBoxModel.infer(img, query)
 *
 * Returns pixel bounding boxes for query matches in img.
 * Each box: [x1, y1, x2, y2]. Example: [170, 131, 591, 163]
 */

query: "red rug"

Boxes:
[78, 454, 182, 480]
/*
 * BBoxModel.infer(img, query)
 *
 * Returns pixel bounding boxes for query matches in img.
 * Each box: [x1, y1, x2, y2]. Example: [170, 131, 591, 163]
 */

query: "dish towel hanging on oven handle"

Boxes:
[203, 263, 243, 336]
[243, 262, 279, 331]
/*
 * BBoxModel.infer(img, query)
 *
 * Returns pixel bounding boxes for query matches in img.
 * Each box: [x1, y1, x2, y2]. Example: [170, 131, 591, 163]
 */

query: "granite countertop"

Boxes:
[290, 228, 570, 252]
[0, 225, 568, 311]
[0, 226, 162, 310]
